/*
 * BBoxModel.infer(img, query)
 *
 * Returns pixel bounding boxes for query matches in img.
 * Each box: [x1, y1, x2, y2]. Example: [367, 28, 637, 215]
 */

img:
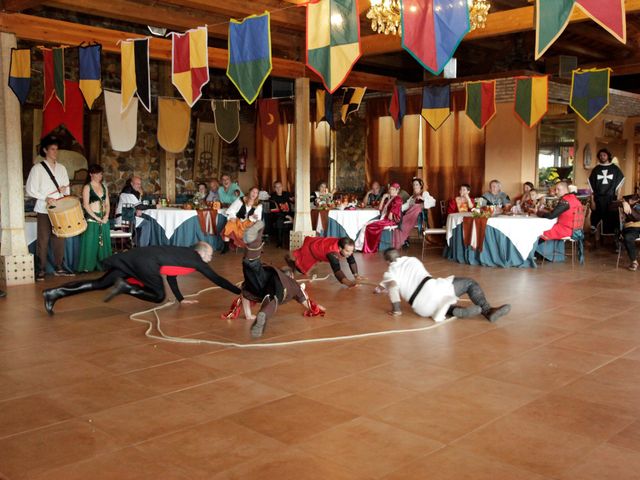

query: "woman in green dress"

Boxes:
[77, 164, 112, 272]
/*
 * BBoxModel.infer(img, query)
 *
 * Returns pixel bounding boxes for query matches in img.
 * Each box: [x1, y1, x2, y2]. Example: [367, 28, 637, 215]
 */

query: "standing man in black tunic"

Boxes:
[589, 148, 625, 235]
[42, 242, 240, 314]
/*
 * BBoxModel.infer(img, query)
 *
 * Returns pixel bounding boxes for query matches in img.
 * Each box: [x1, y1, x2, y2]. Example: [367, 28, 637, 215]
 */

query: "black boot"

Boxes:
[104, 278, 163, 303]
[220, 241, 230, 255]
[43, 281, 96, 315]
[451, 305, 482, 318]
[0, 290, 6, 298]
[483, 304, 512, 322]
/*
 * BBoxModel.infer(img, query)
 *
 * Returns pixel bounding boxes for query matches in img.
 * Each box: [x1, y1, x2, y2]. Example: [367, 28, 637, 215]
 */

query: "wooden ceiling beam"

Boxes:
[0, 13, 396, 91]
[1, 0, 46, 11]
[361, 0, 640, 55]
[44, 0, 302, 52]
[156, 0, 305, 31]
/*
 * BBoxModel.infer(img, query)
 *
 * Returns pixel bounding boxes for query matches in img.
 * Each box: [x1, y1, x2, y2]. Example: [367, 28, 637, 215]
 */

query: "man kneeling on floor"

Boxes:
[240, 221, 325, 338]
[375, 248, 511, 322]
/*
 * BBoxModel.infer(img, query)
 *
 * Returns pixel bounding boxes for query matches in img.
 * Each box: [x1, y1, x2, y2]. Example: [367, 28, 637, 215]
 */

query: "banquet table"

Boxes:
[313, 208, 380, 239]
[444, 212, 556, 268]
[142, 208, 225, 249]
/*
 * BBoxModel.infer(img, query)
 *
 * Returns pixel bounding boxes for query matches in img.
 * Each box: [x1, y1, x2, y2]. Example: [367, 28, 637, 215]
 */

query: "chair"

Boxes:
[421, 201, 447, 260]
[540, 205, 588, 267]
[110, 205, 135, 251]
[616, 206, 640, 268]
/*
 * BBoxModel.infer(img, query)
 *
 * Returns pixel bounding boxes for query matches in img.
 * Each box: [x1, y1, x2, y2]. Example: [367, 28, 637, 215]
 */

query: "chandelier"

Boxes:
[468, 0, 491, 31]
[366, 0, 490, 36]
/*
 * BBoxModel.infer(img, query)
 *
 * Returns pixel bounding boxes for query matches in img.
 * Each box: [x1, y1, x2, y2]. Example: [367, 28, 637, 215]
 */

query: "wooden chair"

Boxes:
[421, 201, 447, 260]
[110, 205, 135, 251]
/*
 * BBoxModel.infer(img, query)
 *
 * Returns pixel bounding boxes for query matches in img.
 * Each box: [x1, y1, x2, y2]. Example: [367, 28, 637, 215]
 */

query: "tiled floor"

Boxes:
[0, 243, 639, 479]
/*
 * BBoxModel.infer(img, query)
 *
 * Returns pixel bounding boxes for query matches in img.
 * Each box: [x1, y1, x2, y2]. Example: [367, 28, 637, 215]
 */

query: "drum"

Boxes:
[47, 196, 87, 238]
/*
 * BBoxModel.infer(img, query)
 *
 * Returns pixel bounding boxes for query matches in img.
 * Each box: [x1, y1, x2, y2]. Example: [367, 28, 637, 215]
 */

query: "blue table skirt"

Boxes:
[143, 213, 226, 251]
[444, 223, 541, 268]
[28, 235, 80, 273]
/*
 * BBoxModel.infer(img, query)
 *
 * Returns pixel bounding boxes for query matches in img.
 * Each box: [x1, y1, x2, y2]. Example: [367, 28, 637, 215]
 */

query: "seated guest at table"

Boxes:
[194, 182, 208, 202]
[619, 184, 640, 271]
[221, 186, 263, 254]
[375, 248, 511, 322]
[312, 181, 333, 207]
[206, 178, 220, 203]
[482, 180, 511, 208]
[522, 188, 542, 213]
[77, 165, 111, 272]
[25, 134, 72, 281]
[115, 176, 153, 247]
[403, 178, 436, 212]
[513, 182, 534, 204]
[218, 174, 243, 207]
[357, 183, 403, 253]
[286, 236, 362, 287]
[537, 181, 584, 240]
[237, 222, 325, 338]
[269, 180, 294, 248]
[447, 184, 474, 214]
[362, 181, 385, 207]
[42, 242, 240, 315]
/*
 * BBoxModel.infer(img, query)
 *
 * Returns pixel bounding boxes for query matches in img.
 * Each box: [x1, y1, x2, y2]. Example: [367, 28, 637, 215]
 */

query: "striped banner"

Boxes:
[513, 76, 548, 127]
[465, 81, 496, 130]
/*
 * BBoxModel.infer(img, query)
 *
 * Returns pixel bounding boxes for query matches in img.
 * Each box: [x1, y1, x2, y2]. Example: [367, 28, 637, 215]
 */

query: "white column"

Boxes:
[290, 77, 315, 250]
[0, 32, 33, 286]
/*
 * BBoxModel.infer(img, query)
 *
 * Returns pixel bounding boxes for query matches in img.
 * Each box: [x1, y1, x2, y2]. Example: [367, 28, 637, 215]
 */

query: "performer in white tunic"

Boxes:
[376, 248, 511, 322]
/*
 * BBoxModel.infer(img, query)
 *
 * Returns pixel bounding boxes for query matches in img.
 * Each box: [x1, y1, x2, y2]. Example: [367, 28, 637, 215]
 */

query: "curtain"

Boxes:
[422, 91, 485, 227]
[256, 105, 294, 191]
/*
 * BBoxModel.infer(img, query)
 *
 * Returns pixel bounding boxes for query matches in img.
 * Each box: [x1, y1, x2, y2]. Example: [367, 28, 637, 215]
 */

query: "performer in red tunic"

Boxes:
[538, 182, 584, 240]
[286, 236, 361, 287]
[362, 183, 404, 253]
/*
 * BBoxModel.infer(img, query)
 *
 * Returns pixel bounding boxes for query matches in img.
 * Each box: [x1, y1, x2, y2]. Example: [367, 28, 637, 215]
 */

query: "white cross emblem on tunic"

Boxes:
[597, 169, 614, 184]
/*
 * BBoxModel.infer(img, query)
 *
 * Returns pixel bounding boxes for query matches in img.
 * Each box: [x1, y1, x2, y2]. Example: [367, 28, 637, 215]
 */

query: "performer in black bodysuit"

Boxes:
[589, 148, 625, 234]
[239, 221, 324, 338]
[42, 242, 240, 314]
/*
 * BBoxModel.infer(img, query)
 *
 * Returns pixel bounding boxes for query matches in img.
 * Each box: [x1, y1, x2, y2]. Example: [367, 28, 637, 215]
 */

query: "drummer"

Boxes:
[25, 135, 74, 281]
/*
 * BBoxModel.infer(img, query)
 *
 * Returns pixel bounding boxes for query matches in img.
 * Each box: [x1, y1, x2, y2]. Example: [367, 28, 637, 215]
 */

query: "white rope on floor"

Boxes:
[128, 273, 457, 348]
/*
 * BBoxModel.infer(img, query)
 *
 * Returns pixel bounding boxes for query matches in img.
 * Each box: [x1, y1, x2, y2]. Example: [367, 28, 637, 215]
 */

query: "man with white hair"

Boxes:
[115, 175, 153, 246]
[375, 248, 511, 322]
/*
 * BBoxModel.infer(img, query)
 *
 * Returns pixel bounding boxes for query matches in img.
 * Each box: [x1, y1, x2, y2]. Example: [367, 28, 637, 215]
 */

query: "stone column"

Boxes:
[0, 32, 34, 286]
[290, 77, 315, 250]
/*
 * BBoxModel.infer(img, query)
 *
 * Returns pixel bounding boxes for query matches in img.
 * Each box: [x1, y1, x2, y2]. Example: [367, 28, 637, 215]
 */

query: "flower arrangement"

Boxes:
[471, 206, 495, 218]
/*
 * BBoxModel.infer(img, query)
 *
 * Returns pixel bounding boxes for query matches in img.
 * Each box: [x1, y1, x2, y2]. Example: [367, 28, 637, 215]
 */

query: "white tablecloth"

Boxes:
[143, 208, 198, 239]
[328, 209, 380, 239]
[446, 212, 556, 260]
[0, 218, 38, 246]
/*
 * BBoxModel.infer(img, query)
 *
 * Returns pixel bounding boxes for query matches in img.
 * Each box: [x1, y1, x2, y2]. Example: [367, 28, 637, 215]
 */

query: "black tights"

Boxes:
[450, 277, 491, 314]
[622, 227, 640, 262]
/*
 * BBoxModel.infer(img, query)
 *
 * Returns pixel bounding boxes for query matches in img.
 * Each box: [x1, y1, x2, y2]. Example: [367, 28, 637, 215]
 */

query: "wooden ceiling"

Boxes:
[4, 0, 640, 92]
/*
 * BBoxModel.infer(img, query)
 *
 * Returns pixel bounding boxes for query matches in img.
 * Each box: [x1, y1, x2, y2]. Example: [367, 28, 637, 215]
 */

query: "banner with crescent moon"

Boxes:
[258, 98, 280, 141]
[212, 99, 241, 144]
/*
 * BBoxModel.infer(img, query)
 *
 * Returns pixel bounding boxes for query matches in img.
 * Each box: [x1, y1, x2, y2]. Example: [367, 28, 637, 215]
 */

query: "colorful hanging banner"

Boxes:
[258, 98, 280, 141]
[104, 90, 138, 152]
[306, 0, 361, 94]
[53, 47, 65, 107]
[42, 80, 84, 146]
[465, 80, 496, 130]
[421, 85, 451, 131]
[341, 86, 366, 123]
[157, 98, 191, 153]
[389, 85, 407, 130]
[513, 76, 548, 128]
[316, 89, 334, 129]
[570, 68, 611, 123]
[212, 100, 241, 144]
[170, 26, 209, 108]
[42, 48, 55, 109]
[8, 48, 31, 105]
[535, 0, 626, 59]
[227, 13, 272, 104]
[79, 44, 102, 109]
[401, 0, 469, 75]
[121, 38, 151, 112]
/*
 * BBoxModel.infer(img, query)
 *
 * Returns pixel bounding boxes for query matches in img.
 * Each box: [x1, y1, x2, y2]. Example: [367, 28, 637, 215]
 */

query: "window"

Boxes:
[537, 117, 576, 187]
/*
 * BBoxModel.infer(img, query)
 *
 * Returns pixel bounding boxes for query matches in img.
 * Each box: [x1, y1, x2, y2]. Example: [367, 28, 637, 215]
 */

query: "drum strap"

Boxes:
[40, 161, 61, 194]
